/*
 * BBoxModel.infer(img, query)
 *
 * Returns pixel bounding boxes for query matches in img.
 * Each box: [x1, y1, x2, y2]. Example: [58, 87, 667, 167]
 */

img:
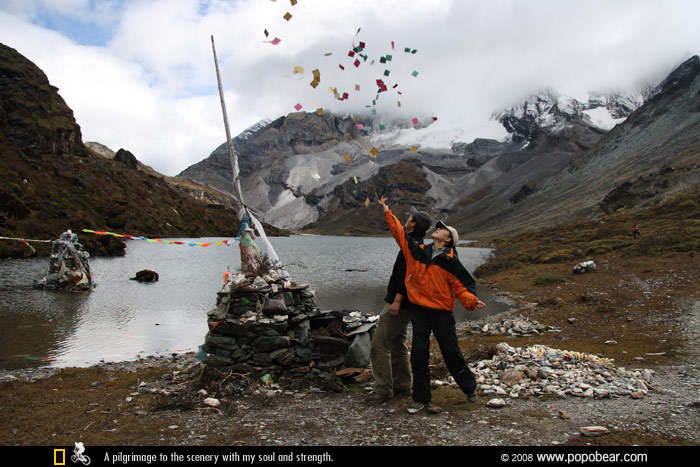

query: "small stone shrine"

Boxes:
[200, 268, 378, 374]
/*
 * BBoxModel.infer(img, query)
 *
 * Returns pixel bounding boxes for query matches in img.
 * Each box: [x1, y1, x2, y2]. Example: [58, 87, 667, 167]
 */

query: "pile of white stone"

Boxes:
[465, 343, 654, 400]
[470, 315, 558, 337]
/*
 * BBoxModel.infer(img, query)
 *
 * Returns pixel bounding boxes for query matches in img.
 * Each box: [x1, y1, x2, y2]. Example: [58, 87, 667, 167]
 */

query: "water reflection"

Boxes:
[0, 235, 510, 370]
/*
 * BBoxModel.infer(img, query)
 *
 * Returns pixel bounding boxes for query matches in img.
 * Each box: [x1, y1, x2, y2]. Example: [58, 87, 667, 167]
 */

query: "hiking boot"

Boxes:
[467, 391, 478, 403]
[407, 401, 426, 414]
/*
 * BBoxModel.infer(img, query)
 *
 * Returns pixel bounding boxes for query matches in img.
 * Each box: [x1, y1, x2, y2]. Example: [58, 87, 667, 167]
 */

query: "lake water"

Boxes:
[0, 235, 512, 370]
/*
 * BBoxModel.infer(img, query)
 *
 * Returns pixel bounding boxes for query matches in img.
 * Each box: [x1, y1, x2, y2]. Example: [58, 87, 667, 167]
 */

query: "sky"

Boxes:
[1, 0, 698, 176]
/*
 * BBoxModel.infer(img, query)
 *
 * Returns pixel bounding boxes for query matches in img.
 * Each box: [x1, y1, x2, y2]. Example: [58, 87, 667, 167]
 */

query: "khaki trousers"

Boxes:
[369, 303, 412, 396]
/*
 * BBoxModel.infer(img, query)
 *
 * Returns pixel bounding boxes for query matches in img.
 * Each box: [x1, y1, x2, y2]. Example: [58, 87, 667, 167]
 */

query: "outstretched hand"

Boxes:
[378, 196, 389, 212]
[474, 299, 486, 310]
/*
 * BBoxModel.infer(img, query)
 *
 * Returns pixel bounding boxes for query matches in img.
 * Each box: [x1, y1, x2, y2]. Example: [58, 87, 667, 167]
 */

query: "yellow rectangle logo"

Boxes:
[54, 449, 66, 465]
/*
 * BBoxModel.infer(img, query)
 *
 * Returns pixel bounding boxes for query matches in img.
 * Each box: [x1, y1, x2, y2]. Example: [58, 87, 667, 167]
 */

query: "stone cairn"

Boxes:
[200, 269, 378, 376]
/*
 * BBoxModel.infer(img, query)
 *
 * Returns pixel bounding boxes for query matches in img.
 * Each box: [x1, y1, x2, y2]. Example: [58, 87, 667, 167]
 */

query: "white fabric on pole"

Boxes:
[248, 210, 290, 278]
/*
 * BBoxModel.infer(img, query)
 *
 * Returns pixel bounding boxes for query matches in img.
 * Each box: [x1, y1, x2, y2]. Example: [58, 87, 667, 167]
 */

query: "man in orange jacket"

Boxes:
[379, 196, 485, 414]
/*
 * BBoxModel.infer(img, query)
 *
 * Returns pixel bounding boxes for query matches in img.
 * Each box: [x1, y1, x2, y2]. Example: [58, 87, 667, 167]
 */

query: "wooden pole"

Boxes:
[211, 35, 262, 276]
[211, 35, 244, 211]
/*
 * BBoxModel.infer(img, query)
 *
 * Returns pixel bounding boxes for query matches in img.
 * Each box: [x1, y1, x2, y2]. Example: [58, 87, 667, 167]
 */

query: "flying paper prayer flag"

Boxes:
[372, 109, 376, 115]
[325, 52, 332, 56]
[264, 29, 269, 37]
[391, 41, 395, 49]
[317, 108, 324, 115]
[310, 79, 319, 88]
[412, 70, 419, 77]
[294, 103, 303, 111]
[379, 124, 386, 131]
[291, 0, 297, 5]
[339, 64, 345, 70]
[348, 50, 355, 57]
[293, 65, 304, 74]
[344, 133, 351, 140]
[364, 197, 370, 207]
[354, 176, 359, 184]
[370, 147, 378, 158]
[355, 84, 360, 91]
[384, 69, 390, 76]
[404, 47, 411, 52]
[312, 69, 320, 80]
[283, 12, 292, 21]
[265, 37, 282, 45]
[412, 117, 419, 125]
[359, 41, 366, 49]
[353, 59, 361, 68]
[356, 123, 365, 130]
[411, 146, 418, 153]
[344, 153, 351, 162]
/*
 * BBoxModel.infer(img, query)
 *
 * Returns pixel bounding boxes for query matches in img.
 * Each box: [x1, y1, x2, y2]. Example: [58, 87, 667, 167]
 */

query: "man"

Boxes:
[378, 196, 486, 414]
[367, 206, 432, 403]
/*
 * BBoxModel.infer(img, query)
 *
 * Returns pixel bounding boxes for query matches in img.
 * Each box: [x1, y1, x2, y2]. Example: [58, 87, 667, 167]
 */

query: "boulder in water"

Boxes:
[131, 269, 159, 282]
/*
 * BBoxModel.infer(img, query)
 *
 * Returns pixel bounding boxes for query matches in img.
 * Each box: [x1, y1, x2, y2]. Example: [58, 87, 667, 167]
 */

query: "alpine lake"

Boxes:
[0, 235, 513, 370]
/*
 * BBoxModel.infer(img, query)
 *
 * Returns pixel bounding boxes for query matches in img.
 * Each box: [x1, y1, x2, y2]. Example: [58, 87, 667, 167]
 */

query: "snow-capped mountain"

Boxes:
[493, 89, 645, 143]
[177, 56, 699, 236]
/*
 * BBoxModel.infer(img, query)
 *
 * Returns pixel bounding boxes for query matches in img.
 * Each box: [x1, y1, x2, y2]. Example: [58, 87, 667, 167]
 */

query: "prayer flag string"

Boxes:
[81, 229, 236, 247]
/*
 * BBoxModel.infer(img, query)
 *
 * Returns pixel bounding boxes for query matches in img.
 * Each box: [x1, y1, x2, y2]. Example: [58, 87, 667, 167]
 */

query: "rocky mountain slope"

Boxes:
[0, 43, 244, 258]
[178, 55, 699, 237]
[452, 55, 700, 238]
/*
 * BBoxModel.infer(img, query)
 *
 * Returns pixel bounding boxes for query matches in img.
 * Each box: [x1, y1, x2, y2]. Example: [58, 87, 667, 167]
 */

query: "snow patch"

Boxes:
[583, 107, 626, 130]
[372, 117, 509, 149]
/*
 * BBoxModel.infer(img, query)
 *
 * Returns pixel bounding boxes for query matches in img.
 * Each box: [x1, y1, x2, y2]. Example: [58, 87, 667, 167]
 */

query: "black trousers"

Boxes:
[410, 307, 477, 405]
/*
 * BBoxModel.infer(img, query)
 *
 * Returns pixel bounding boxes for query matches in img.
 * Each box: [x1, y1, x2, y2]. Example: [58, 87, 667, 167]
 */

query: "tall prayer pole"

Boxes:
[211, 35, 260, 276]
[211, 35, 245, 209]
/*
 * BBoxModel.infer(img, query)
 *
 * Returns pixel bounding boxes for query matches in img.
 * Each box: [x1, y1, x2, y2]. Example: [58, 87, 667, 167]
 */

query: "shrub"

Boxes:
[534, 274, 566, 286]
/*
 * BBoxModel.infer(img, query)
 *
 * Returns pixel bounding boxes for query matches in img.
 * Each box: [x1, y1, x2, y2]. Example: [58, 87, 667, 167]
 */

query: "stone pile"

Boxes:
[201, 271, 378, 374]
[450, 343, 653, 400]
[470, 315, 558, 337]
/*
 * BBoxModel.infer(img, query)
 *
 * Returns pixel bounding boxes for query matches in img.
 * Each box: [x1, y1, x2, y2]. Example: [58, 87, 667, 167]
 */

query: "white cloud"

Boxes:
[1, 0, 699, 176]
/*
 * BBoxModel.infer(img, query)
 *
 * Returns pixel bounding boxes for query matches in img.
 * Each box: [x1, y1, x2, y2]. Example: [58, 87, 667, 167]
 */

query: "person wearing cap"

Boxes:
[378, 196, 485, 414]
[367, 206, 432, 403]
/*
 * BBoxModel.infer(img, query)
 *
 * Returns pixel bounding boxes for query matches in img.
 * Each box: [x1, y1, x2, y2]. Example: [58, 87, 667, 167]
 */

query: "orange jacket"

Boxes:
[384, 210, 479, 311]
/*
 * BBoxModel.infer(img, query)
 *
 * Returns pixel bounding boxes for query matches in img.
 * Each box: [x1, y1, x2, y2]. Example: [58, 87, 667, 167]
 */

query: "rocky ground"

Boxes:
[0, 252, 698, 447]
